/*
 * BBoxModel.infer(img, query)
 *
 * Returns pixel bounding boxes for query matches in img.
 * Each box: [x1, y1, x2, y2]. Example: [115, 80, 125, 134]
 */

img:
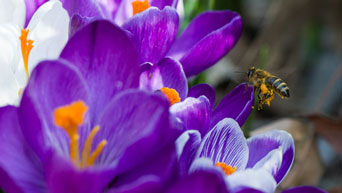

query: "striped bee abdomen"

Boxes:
[265, 76, 290, 98]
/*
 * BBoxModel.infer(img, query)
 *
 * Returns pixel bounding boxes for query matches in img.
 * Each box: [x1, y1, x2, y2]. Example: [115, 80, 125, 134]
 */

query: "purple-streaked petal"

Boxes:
[139, 63, 164, 91]
[107, 175, 161, 193]
[176, 130, 202, 176]
[211, 83, 254, 128]
[60, 20, 140, 123]
[246, 130, 294, 184]
[166, 168, 228, 193]
[60, 0, 105, 18]
[281, 186, 328, 193]
[18, 60, 89, 159]
[95, 90, 179, 175]
[226, 168, 277, 193]
[0, 106, 46, 193]
[252, 147, 282, 178]
[69, 14, 96, 37]
[24, 0, 48, 26]
[139, 57, 187, 100]
[188, 83, 216, 108]
[44, 150, 115, 193]
[158, 57, 187, 100]
[171, 96, 210, 136]
[123, 7, 179, 64]
[109, 144, 177, 190]
[167, 10, 242, 77]
[199, 118, 248, 170]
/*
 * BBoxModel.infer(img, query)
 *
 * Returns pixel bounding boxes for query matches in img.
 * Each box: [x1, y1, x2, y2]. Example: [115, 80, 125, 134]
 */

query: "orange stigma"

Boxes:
[215, 162, 237, 176]
[160, 87, 181, 105]
[19, 28, 34, 80]
[132, 0, 150, 15]
[54, 101, 107, 168]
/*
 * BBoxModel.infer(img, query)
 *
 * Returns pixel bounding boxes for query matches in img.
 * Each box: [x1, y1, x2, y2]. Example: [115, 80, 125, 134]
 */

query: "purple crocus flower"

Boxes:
[176, 118, 295, 193]
[61, 0, 242, 79]
[0, 20, 181, 193]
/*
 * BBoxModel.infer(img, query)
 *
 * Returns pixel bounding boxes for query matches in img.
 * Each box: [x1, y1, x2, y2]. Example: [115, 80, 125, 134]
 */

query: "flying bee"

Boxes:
[247, 67, 290, 109]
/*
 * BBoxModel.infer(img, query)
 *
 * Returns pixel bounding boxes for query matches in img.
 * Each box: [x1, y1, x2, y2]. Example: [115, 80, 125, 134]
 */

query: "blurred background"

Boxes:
[183, 0, 341, 192]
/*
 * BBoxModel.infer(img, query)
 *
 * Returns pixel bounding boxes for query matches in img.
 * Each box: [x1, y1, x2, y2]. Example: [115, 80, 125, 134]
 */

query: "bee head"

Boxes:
[247, 67, 255, 79]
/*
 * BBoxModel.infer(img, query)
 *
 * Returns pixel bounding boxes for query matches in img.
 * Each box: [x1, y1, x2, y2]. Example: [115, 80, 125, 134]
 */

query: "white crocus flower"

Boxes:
[0, 0, 69, 106]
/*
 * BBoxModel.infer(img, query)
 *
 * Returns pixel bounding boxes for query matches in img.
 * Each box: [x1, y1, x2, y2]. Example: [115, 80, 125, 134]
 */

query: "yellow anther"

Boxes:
[54, 101, 107, 168]
[54, 100, 88, 131]
[132, 0, 150, 15]
[19, 28, 34, 80]
[260, 84, 269, 94]
[160, 87, 181, 105]
[215, 162, 237, 176]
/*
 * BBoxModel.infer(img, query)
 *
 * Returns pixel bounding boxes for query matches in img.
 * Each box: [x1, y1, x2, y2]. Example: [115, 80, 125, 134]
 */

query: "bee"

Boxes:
[247, 67, 290, 109]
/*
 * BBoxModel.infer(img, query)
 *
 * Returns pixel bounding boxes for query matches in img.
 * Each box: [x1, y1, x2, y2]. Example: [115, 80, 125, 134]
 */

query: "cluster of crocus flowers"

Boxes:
[0, 1, 328, 193]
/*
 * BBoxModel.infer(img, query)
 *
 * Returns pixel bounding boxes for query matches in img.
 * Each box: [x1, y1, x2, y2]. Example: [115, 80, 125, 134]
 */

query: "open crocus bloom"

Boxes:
[0, 0, 69, 106]
[63, 0, 242, 78]
[176, 118, 295, 193]
[0, 20, 181, 193]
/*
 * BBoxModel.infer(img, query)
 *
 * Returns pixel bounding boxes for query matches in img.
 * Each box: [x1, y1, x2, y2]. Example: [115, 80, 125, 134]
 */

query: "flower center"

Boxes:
[132, 0, 150, 15]
[160, 87, 181, 105]
[54, 101, 107, 168]
[19, 28, 34, 80]
[215, 162, 236, 176]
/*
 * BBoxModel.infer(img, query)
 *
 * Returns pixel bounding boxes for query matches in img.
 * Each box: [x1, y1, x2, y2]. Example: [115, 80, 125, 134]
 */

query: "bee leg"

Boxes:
[256, 87, 265, 110]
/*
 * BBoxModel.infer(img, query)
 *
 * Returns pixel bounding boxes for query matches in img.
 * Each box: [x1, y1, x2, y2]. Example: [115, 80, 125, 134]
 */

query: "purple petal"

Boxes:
[109, 144, 177, 191]
[166, 169, 228, 193]
[139, 63, 164, 91]
[150, 0, 178, 9]
[251, 148, 283, 178]
[170, 96, 211, 136]
[168, 10, 242, 77]
[24, 0, 48, 26]
[44, 150, 115, 193]
[211, 83, 254, 128]
[188, 83, 216, 108]
[18, 60, 89, 159]
[139, 57, 188, 100]
[69, 14, 96, 37]
[158, 57, 188, 100]
[176, 130, 202, 176]
[199, 118, 248, 170]
[107, 176, 161, 193]
[60, 20, 140, 123]
[60, 0, 105, 18]
[122, 7, 179, 64]
[0, 106, 46, 193]
[95, 90, 179, 175]
[246, 130, 294, 184]
[281, 186, 328, 193]
[226, 168, 277, 193]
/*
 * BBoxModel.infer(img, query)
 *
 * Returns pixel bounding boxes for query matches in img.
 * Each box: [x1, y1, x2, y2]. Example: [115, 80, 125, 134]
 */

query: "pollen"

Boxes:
[215, 162, 236, 176]
[54, 101, 107, 168]
[19, 28, 34, 80]
[160, 87, 181, 105]
[260, 84, 269, 94]
[132, 0, 150, 15]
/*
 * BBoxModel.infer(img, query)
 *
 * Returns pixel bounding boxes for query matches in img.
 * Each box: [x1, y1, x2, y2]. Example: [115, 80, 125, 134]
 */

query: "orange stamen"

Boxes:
[160, 87, 181, 105]
[54, 101, 107, 168]
[19, 28, 34, 80]
[215, 162, 237, 176]
[132, 0, 150, 15]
